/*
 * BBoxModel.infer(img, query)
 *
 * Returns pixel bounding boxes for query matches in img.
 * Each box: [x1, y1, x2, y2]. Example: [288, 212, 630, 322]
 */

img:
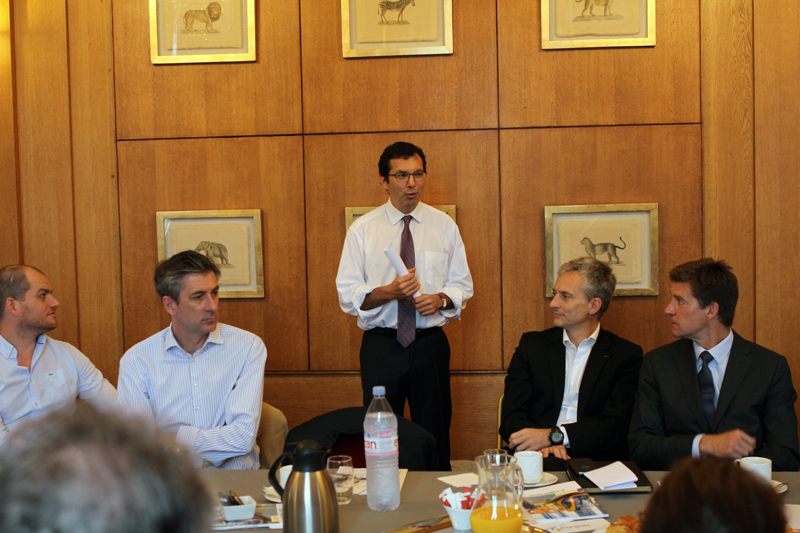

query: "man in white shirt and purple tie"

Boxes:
[336, 141, 474, 470]
[118, 250, 268, 469]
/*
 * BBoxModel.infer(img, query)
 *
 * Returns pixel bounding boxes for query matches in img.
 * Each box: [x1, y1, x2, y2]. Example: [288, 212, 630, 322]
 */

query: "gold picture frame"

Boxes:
[545, 203, 659, 297]
[156, 209, 264, 298]
[345, 205, 456, 232]
[149, 0, 256, 64]
[542, 0, 655, 50]
[341, 0, 453, 58]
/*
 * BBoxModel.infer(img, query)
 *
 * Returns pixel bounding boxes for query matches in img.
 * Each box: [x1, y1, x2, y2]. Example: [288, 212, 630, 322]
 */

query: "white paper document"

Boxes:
[545, 518, 611, 532]
[437, 473, 479, 487]
[583, 461, 638, 491]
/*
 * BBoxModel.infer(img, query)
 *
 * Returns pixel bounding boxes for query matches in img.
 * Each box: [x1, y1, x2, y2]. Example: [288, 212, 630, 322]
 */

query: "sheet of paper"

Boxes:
[546, 518, 611, 532]
[353, 468, 408, 495]
[437, 473, 479, 487]
[383, 244, 421, 298]
[583, 461, 638, 491]
[524, 480, 582, 497]
[785, 503, 800, 529]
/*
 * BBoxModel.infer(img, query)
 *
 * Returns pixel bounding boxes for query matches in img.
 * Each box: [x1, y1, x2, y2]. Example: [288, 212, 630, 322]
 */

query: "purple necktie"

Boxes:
[397, 215, 416, 348]
[698, 351, 716, 429]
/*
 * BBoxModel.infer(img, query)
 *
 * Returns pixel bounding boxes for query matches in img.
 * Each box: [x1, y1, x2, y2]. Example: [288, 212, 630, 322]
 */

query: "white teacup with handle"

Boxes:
[735, 456, 771, 483]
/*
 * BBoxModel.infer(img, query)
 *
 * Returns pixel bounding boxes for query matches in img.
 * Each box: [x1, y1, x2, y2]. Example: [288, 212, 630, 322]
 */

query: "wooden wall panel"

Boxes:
[0, 0, 19, 267]
[701, 0, 754, 340]
[754, 0, 800, 382]
[501, 125, 702, 361]
[497, 1, 700, 128]
[300, 0, 498, 133]
[13, 0, 78, 345]
[67, 0, 123, 383]
[112, 0, 302, 140]
[118, 137, 307, 371]
[267, 372, 505, 461]
[304, 131, 501, 371]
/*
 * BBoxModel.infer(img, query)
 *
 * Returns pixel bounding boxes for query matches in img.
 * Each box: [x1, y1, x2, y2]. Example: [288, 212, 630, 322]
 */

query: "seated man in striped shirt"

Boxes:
[118, 250, 267, 469]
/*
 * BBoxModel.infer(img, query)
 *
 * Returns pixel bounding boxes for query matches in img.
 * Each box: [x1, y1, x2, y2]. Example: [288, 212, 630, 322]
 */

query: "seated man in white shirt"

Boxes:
[0, 265, 118, 448]
[500, 257, 643, 463]
[118, 251, 270, 469]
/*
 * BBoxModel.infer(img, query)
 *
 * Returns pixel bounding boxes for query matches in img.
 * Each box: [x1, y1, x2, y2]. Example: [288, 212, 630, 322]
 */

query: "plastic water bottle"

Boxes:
[364, 385, 401, 511]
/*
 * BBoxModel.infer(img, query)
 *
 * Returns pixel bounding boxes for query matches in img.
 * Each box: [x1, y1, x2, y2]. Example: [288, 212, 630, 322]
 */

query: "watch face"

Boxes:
[550, 428, 563, 445]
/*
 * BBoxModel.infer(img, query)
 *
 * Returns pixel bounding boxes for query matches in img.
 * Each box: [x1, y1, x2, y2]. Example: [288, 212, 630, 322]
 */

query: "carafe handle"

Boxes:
[512, 464, 525, 502]
[268, 452, 292, 498]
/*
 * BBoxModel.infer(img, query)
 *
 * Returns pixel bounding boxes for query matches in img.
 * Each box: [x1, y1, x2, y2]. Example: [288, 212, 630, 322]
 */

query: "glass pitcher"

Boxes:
[471, 453, 525, 533]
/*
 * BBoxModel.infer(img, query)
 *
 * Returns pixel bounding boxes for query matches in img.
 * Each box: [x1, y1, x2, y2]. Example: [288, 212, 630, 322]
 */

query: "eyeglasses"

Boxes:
[388, 171, 426, 183]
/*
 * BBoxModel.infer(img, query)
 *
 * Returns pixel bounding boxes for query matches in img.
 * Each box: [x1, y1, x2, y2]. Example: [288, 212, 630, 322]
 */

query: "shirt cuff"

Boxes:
[560, 425, 570, 448]
[439, 288, 464, 319]
[176, 425, 204, 468]
[692, 433, 705, 458]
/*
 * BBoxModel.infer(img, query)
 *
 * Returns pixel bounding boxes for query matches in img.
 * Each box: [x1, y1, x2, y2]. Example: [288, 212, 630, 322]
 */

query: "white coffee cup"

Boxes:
[736, 456, 772, 483]
[279, 464, 293, 487]
[514, 450, 543, 485]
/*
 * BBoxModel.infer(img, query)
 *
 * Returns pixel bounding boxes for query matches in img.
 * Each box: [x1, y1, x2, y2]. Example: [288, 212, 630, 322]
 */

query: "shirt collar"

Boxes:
[165, 323, 223, 355]
[384, 199, 424, 226]
[562, 323, 601, 349]
[0, 333, 46, 363]
[693, 328, 734, 364]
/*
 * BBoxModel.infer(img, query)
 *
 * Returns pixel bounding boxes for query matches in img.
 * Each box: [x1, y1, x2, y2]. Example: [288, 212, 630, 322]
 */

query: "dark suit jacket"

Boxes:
[628, 332, 800, 471]
[500, 327, 644, 461]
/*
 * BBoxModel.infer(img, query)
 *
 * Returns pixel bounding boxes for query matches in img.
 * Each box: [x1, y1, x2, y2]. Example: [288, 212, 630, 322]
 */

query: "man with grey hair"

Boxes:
[500, 257, 643, 462]
[0, 265, 117, 449]
[0, 403, 211, 533]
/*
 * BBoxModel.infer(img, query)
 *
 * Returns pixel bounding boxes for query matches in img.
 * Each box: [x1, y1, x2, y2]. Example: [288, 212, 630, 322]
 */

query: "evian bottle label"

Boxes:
[364, 430, 398, 456]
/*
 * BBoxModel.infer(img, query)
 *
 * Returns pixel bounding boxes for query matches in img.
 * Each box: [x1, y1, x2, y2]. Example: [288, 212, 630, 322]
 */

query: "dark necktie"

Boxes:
[397, 215, 416, 348]
[698, 351, 716, 429]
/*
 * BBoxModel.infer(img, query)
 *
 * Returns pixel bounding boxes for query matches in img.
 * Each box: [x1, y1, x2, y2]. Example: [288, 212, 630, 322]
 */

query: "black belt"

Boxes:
[368, 327, 442, 339]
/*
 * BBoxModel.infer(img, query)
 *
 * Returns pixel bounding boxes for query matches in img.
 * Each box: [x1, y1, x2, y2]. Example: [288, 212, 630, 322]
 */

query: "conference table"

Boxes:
[201, 469, 800, 532]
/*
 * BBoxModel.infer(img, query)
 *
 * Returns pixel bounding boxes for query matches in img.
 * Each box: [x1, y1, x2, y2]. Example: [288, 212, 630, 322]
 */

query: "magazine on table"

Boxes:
[521, 481, 609, 524]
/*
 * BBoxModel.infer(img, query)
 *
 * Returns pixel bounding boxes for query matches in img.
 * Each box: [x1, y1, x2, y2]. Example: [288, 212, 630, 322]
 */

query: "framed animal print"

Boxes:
[544, 203, 659, 297]
[156, 209, 264, 298]
[541, 0, 655, 50]
[149, 0, 256, 64]
[340, 0, 453, 58]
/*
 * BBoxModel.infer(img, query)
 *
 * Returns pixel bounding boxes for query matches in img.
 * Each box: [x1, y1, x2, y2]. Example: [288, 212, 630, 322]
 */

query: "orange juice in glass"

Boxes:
[470, 505, 524, 533]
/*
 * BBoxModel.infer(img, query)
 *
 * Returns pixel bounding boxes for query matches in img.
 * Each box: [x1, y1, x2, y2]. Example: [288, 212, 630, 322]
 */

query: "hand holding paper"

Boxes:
[384, 244, 421, 299]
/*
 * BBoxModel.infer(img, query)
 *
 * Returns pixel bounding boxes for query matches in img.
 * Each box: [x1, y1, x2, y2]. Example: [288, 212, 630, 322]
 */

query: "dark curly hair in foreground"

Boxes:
[641, 457, 786, 533]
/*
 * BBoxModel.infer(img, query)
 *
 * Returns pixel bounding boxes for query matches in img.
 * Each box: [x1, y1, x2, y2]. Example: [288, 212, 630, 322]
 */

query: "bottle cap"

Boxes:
[373, 386, 386, 396]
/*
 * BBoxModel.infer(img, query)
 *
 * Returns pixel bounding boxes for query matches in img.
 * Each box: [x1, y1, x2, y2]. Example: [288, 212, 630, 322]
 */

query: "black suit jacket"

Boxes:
[628, 332, 800, 471]
[500, 327, 644, 461]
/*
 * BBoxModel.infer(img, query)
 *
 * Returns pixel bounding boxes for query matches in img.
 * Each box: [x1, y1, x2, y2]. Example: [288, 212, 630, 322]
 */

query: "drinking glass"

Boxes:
[326, 455, 354, 505]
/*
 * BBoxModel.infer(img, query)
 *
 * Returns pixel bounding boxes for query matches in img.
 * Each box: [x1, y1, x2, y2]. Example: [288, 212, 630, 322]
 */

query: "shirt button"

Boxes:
[196, 406, 200, 410]
[34, 402, 38, 406]
[194, 383, 198, 386]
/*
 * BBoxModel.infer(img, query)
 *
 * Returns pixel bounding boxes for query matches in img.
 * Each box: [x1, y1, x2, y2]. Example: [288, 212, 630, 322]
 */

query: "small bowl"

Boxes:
[444, 504, 473, 531]
[222, 495, 257, 521]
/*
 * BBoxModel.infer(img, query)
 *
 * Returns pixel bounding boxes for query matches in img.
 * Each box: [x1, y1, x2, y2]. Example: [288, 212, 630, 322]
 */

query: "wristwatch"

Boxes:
[440, 295, 447, 310]
[549, 426, 564, 446]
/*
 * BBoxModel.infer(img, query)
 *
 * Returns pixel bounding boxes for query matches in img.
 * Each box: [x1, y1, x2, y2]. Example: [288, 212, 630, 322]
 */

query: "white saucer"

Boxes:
[524, 472, 559, 488]
[262, 486, 282, 503]
[772, 480, 788, 494]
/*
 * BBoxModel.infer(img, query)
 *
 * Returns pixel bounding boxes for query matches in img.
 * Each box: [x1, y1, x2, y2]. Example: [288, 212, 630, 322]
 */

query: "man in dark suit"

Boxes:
[500, 257, 643, 462]
[629, 258, 800, 471]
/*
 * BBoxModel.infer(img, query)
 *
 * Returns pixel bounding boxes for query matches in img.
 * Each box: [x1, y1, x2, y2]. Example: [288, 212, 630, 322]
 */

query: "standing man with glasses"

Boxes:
[336, 141, 473, 470]
[629, 258, 800, 471]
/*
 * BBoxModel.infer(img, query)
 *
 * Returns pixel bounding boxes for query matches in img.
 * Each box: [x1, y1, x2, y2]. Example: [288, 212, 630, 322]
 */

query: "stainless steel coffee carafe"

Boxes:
[268, 440, 339, 533]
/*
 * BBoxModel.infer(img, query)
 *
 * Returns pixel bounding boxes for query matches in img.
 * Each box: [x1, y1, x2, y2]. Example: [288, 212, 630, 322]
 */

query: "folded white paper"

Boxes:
[583, 461, 638, 491]
[437, 473, 479, 487]
[383, 244, 421, 298]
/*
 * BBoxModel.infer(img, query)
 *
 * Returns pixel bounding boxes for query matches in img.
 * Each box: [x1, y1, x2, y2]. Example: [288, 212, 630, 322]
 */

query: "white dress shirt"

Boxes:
[556, 325, 601, 447]
[336, 200, 474, 330]
[691, 328, 734, 457]
[0, 334, 118, 448]
[118, 323, 266, 469]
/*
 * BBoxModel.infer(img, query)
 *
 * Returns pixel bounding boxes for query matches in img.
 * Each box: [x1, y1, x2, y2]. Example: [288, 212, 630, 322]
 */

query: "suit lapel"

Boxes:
[548, 329, 566, 412]
[714, 332, 752, 430]
[674, 339, 712, 431]
[577, 329, 611, 419]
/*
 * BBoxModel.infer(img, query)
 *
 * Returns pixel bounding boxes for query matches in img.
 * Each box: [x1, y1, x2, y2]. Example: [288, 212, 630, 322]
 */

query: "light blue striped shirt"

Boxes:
[0, 334, 118, 449]
[118, 323, 266, 469]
